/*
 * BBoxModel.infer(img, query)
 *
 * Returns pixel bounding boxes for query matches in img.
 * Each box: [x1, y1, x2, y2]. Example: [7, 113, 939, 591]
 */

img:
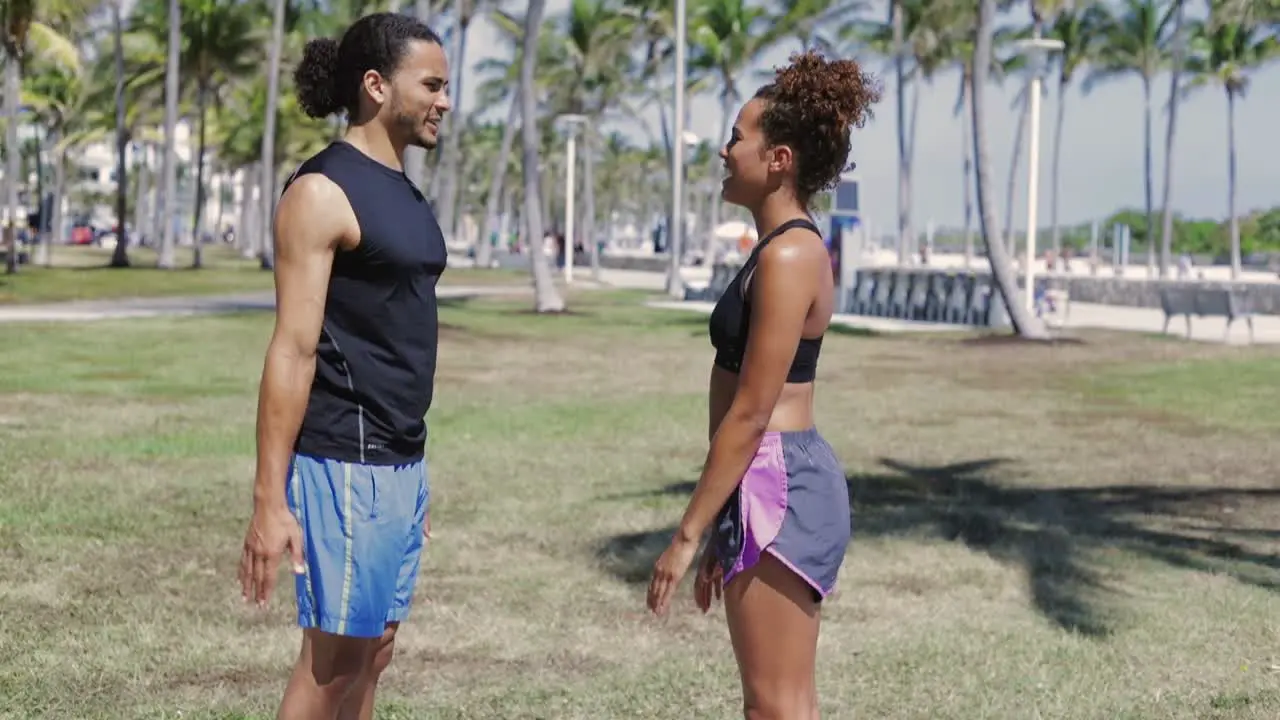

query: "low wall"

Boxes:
[915, 268, 1280, 315]
[596, 254, 1280, 315]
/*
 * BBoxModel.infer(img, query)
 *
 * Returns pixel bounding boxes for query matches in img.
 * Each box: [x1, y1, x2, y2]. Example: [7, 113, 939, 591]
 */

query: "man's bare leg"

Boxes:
[337, 623, 400, 720]
[277, 629, 375, 720]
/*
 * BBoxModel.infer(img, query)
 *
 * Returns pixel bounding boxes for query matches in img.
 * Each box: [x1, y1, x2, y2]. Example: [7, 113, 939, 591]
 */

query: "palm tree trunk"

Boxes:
[436, 7, 471, 244]
[520, 0, 564, 312]
[1004, 94, 1028, 256]
[428, 14, 466, 206]
[477, 94, 520, 269]
[583, 130, 598, 280]
[237, 167, 254, 256]
[190, 84, 209, 269]
[960, 66, 974, 269]
[1227, 87, 1240, 278]
[708, 93, 735, 252]
[49, 142, 66, 267]
[133, 143, 150, 246]
[404, 0, 435, 189]
[1157, 0, 1185, 278]
[158, 0, 180, 268]
[657, 99, 674, 255]
[892, 0, 910, 263]
[258, 0, 286, 271]
[109, 0, 131, 268]
[33, 130, 51, 266]
[499, 186, 513, 251]
[1141, 74, 1154, 276]
[906, 72, 921, 259]
[541, 156, 554, 236]
[973, 0, 1046, 339]
[3, 53, 19, 275]
[1050, 76, 1068, 258]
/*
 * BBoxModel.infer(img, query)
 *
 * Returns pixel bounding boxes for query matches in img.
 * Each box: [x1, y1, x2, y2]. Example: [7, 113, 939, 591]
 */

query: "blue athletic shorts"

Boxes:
[285, 453, 429, 638]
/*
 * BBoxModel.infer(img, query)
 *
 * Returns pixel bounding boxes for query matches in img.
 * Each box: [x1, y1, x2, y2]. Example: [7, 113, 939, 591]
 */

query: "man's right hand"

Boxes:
[238, 502, 305, 608]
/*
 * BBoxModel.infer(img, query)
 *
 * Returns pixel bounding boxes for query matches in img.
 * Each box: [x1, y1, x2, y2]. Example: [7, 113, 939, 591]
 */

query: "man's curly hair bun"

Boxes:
[756, 51, 883, 201]
[294, 38, 342, 119]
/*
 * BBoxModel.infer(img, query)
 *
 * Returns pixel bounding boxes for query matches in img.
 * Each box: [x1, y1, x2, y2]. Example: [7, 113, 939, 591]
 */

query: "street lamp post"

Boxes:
[555, 113, 588, 284]
[1013, 37, 1064, 313]
[666, 0, 688, 298]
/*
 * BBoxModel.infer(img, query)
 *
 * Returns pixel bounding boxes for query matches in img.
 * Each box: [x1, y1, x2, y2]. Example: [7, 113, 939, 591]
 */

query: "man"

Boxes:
[236, 13, 450, 720]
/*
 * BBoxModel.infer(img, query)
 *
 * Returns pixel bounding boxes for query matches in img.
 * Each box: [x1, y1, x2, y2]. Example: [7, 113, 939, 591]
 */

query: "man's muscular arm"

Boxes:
[252, 175, 352, 504]
[239, 174, 356, 607]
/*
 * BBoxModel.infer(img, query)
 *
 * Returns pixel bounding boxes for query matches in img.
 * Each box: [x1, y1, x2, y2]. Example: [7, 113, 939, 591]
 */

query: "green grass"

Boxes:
[3, 294, 1280, 718]
[1080, 353, 1280, 432]
[0, 245, 528, 305]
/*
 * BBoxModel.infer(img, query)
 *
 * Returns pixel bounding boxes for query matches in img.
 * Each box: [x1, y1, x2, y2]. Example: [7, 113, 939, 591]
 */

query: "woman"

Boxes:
[646, 51, 881, 719]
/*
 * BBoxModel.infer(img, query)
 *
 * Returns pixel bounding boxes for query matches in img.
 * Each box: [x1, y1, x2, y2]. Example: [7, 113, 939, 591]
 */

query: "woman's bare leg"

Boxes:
[725, 553, 823, 720]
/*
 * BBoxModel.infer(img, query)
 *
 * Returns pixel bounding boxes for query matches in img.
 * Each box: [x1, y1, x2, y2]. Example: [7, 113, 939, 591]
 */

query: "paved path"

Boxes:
[7, 266, 1277, 345]
[0, 285, 531, 323]
[1052, 300, 1278, 345]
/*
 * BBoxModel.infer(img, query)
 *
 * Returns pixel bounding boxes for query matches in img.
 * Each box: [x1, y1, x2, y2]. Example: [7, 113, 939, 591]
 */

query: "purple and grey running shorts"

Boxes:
[712, 427, 851, 601]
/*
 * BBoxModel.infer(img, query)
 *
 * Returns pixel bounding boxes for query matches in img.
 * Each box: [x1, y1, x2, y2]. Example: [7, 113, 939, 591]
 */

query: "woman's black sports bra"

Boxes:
[707, 218, 825, 383]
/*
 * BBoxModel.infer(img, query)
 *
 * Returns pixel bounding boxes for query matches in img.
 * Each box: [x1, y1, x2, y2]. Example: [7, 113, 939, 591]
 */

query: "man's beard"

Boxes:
[391, 101, 437, 150]
[405, 117, 437, 149]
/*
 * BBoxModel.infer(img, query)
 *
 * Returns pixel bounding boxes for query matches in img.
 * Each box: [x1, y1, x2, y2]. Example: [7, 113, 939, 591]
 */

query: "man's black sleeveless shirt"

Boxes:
[284, 141, 447, 466]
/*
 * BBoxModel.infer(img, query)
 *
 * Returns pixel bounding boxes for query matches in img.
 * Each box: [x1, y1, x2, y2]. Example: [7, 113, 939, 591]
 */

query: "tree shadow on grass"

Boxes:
[596, 458, 1280, 636]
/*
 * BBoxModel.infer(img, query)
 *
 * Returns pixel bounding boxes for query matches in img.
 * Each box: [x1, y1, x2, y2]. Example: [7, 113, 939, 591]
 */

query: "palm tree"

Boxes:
[973, 0, 1048, 338]
[520, 0, 564, 312]
[158, 0, 179, 268]
[774, 0, 864, 51]
[1087, 0, 1176, 276]
[109, 0, 130, 267]
[1156, 0, 1187, 276]
[688, 0, 776, 252]
[403, 0, 437, 190]
[434, 0, 483, 248]
[890, 0, 910, 263]
[1047, 1, 1104, 257]
[19, 13, 85, 266]
[1182, 4, 1280, 277]
[258, 0, 287, 271]
[840, 0, 947, 264]
[546, 0, 634, 277]
[2, 1, 57, 272]
[472, 7, 563, 269]
[132, 0, 260, 269]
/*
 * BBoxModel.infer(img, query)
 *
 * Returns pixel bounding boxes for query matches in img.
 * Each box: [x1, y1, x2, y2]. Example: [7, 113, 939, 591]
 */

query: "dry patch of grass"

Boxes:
[3, 293, 1280, 718]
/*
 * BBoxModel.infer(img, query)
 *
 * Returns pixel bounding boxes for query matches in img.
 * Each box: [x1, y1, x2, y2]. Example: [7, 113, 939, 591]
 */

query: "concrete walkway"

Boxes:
[1053, 300, 1277, 345]
[7, 265, 1277, 345]
[0, 284, 531, 323]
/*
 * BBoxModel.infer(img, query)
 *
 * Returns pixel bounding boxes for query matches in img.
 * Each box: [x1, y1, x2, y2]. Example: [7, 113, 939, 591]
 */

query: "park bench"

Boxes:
[847, 270, 876, 314]
[905, 273, 930, 320]
[943, 274, 972, 324]
[1159, 286, 1254, 343]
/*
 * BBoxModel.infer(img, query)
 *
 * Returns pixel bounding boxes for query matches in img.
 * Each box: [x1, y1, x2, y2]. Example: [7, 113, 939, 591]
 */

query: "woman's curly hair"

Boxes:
[754, 51, 882, 202]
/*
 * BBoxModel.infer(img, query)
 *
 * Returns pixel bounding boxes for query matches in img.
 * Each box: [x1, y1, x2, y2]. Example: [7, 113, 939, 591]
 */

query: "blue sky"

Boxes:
[457, 0, 1279, 230]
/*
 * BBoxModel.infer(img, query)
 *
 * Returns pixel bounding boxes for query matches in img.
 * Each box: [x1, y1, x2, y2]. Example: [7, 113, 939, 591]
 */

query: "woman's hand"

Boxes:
[694, 546, 723, 613]
[647, 535, 700, 616]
